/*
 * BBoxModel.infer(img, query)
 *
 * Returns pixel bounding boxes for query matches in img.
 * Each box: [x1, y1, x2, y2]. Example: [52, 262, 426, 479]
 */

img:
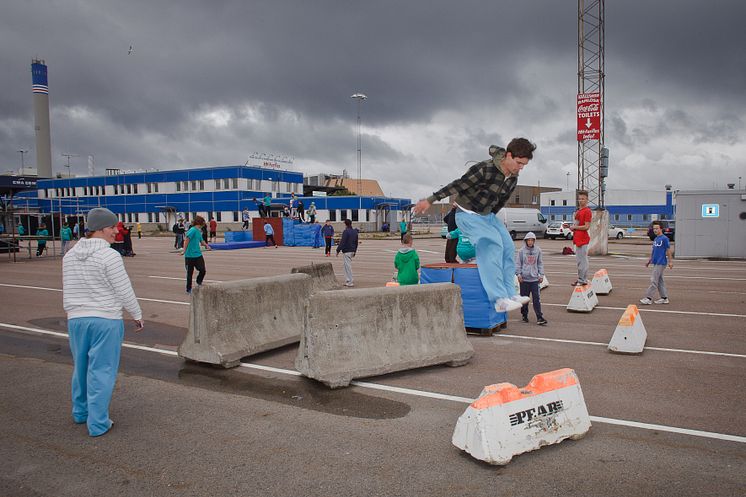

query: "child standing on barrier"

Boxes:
[516, 232, 547, 325]
[394, 233, 420, 285]
[640, 221, 673, 305]
[446, 227, 475, 264]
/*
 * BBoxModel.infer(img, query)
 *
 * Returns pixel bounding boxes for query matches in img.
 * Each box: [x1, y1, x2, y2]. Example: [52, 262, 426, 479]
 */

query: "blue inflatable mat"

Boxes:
[209, 241, 265, 250]
[420, 265, 506, 330]
[224, 231, 253, 243]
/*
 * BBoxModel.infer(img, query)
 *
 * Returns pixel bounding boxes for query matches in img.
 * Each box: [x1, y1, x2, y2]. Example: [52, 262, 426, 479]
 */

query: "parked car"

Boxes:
[440, 225, 448, 238]
[647, 220, 675, 241]
[545, 221, 573, 240]
[608, 225, 625, 239]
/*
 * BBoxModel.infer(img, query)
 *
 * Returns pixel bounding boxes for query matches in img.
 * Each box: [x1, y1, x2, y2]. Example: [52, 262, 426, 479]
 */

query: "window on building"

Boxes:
[351, 209, 359, 221]
[550, 215, 555, 221]
[133, 184, 138, 194]
[232, 178, 238, 189]
[627, 214, 633, 221]
[562, 200, 567, 206]
[147, 183, 152, 193]
[176, 182, 181, 192]
[550, 200, 555, 206]
[340, 209, 348, 221]
[216, 212, 222, 222]
[154, 183, 159, 192]
[614, 214, 620, 221]
[642, 214, 649, 221]
[233, 211, 239, 222]
[272, 181, 279, 192]
[147, 213, 153, 222]
[126, 184, 132, 194]
[285, 182, 292, 193]
[532, 195, 538, 204]
[515, 194, 520, 204]
[199, 180, 204, 190]
[224, 178, 230, 189]
[329, 210, 337, 221]
[127, 213, 133, 223]
[246, 179, 253, 190]
[190, 181, 196, 191]
[215, 179, 221, 190]
[563, 214, 568, 221]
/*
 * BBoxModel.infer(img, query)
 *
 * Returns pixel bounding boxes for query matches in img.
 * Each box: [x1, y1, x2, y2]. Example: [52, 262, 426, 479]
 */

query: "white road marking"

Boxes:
[148, 275, 221, 283]
[0, 282, 190, 306]
[541, 302, 746, 319]
[494, 333, 746, 359]
[1, 322, 744, 445]
[543, 271, 746, 282]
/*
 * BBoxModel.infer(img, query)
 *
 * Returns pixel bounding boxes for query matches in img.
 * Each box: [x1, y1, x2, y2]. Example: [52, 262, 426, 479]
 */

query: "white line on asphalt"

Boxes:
[493, 333, 746, 359]
[541, 302, 746, 319]
[543, 271, 746, 281]
[0, 282, 190, 306]
[148, 275, 221, 283]
[1, 322, 744, 445]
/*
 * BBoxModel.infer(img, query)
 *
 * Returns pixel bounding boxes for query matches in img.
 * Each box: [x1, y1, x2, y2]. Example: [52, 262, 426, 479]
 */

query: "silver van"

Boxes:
[496, 208, 548, 240]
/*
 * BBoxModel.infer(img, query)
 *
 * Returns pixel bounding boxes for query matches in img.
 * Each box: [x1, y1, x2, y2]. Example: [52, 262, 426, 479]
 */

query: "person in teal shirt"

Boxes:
[399, 219, 407, 242]
[18, 224, 26, 236]
[61, 223, 73, 255]
[183, 215, 211, 293]
[394, 233, 420, 285]
[447, 227, 476, 263]
[36, 224, 49, 256]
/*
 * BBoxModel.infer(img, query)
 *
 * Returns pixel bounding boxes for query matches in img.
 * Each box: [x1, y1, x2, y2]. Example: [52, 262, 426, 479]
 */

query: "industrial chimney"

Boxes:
[31, 59, 53, 178]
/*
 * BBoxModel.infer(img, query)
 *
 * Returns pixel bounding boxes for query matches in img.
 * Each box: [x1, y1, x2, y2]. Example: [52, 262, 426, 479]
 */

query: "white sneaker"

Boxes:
[496, 298, 522, 312]
[511, 295, 531, 305]
[639, 297, 653, 305]
[654, 298, 669, 304]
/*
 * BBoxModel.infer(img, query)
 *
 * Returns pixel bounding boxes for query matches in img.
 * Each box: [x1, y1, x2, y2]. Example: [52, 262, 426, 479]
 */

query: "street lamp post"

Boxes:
[17, 150, 29, 171]
[62, 153, 78, 178]
[351, 93, 367, 207]
[566, 171, 571, 191]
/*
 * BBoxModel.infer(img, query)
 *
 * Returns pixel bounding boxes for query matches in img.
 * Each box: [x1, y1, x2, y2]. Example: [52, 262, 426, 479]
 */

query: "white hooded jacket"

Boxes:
[62, 238, 142, 320]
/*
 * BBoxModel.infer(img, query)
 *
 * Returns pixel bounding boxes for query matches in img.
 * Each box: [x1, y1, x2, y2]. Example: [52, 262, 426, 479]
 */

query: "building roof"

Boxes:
[326, 177, 385, 197]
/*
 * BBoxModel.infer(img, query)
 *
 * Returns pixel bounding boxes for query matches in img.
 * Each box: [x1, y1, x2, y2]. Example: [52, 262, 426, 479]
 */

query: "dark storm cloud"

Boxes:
[1, 0, 744, 194]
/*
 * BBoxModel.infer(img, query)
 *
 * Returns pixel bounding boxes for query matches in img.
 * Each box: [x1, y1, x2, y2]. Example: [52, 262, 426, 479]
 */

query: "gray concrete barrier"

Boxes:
[178, 273, 313, 367]
[295, 283, 474, 388]
[290, 262, 340, 293]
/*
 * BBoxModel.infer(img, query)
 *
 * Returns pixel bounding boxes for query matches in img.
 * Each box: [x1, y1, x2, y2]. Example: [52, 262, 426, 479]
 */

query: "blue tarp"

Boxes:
[224, 231, 253, 243]
[281, 219, 323, 247]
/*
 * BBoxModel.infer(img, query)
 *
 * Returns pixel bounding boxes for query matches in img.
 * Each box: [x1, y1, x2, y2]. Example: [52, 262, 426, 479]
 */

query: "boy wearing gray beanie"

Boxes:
[62, 207, 143, 437]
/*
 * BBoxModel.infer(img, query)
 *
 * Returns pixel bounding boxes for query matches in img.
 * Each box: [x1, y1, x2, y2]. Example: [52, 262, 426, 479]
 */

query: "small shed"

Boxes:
[674, 190, 746, 259]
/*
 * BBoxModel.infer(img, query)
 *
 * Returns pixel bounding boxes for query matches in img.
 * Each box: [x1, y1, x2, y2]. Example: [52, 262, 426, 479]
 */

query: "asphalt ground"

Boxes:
[1, 235, 745, 497]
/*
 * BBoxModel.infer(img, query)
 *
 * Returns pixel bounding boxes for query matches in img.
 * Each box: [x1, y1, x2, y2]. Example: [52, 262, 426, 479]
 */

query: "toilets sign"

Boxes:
[702, 204, 720, 218]
[577, 92, 601, 141]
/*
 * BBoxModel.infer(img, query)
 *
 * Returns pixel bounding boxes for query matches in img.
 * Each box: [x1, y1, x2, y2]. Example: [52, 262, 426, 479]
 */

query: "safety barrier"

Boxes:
[452, 368, 591, 465]
[591, 268, 612, 295]
[608, 304, 647, 354]
[295, 283, 474, 388]
[290, 262, 340, 293]
[177, 273, 312, 367]
[566, 284, 598, 312]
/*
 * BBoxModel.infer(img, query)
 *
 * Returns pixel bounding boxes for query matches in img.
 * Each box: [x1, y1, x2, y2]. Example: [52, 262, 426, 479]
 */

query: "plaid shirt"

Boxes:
[426, 150, 518, 215]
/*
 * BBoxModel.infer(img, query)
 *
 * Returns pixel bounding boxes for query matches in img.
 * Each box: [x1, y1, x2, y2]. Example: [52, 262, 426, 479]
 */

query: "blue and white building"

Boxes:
[541, 189, 675, 227]
[14, 164, 411, 231]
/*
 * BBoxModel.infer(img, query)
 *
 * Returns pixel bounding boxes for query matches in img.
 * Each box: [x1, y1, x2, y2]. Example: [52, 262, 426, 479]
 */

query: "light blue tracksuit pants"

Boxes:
[455, 211, 517, 304]
[68, 317, 124, 437]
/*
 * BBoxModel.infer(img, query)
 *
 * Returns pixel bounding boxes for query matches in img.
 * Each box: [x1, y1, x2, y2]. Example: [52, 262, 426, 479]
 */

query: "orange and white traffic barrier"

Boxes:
[566, 284, 598, 312]
[452, 368, 591, 465]
[385, 281, 400, 287]
[608, 304, 647, 354]
[591, 268, 612, 295]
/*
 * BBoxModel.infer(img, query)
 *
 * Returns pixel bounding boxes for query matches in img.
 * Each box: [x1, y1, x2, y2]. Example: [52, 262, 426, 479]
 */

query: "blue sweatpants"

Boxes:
[455, 211, 517, 304]
[68, 317, 124, 437]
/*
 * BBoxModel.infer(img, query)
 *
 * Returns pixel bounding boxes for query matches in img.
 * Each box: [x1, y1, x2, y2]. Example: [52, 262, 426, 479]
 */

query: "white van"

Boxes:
[496, 208, 548, 240]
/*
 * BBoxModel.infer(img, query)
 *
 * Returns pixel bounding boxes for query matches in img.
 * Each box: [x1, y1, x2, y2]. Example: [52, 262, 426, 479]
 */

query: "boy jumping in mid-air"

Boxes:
[413, 138, 536, 312]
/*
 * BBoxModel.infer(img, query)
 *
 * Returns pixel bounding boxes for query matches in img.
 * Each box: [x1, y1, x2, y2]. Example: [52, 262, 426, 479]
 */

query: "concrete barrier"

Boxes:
[608, 304, 647, 354]
[591, 268, 612, 295]
[566, 284, 598, 312]
[290, 262, 341, 293]
[178, 273, 313, 367]
[452, 368, 591, 465]
[295, 283, 474, 388]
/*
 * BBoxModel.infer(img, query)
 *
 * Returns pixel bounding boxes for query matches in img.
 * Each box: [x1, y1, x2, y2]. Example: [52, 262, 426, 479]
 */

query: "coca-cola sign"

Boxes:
[577, 93, 601, 141]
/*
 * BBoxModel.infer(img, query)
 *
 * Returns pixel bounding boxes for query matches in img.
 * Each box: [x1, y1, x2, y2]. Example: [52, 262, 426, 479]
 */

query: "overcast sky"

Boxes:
[2, 0, 745, 201]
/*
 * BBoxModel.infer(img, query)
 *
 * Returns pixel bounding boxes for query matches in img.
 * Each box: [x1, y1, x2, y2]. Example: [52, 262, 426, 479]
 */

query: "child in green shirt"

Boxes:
[394, 233, 420, 285]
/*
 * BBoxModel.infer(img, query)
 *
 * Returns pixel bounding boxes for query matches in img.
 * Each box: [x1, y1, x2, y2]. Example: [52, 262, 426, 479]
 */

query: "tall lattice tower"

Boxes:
[577, 0, 606, 208]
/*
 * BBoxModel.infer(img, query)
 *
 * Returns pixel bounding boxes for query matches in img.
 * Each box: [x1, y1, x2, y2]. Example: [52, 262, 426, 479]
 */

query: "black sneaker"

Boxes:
[537, 318, 548, 326]
[521, 316, 529, 323]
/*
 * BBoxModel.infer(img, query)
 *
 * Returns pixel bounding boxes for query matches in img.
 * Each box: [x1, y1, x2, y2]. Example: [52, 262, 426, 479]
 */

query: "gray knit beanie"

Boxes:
[87, 208, 118, 231]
